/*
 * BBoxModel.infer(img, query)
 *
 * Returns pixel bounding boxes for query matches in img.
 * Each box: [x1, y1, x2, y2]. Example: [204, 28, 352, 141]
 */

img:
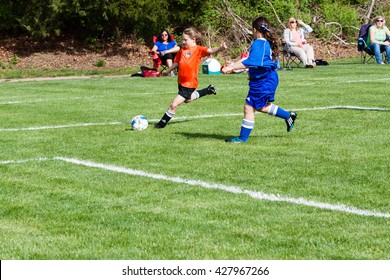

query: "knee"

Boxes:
[169, 103, 179, 111]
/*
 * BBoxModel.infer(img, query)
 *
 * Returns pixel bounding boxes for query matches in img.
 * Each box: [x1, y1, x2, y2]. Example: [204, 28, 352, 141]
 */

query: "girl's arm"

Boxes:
[207, 42, 228, 54]
[222, 61, 245, 74]
[161, 62, 179, 75]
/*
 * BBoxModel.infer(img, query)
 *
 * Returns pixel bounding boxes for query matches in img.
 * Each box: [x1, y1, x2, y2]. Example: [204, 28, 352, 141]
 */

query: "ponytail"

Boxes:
[252, 17, 280, 61]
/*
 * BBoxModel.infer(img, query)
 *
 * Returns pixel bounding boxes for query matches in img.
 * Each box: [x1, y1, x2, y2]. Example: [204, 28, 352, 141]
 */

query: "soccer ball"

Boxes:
[131, 115, 148, 130]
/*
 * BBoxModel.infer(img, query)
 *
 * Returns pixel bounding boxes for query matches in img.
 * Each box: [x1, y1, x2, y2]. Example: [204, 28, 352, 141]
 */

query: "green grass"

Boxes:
[0, 63, 389, 260]
[0, 67, 137, 80]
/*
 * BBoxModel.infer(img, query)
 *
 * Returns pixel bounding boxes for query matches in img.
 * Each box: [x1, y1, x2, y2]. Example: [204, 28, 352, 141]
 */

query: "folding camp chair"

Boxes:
[358, 23, 387, 63]
[281, 39, 302, 69]
[149, 35, 175, 70]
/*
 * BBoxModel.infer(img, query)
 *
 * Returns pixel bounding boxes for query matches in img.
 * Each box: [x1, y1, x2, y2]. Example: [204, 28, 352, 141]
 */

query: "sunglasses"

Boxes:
[290, 21, 297, 24]
[377, 19, 384, 22]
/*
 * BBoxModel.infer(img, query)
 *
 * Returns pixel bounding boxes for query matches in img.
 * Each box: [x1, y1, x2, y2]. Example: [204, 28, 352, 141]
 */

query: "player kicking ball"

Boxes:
[154, 27, 227, 129]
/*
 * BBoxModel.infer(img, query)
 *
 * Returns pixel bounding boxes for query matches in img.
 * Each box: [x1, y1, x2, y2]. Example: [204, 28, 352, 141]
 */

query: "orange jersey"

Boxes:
[174, 45, 209, 88]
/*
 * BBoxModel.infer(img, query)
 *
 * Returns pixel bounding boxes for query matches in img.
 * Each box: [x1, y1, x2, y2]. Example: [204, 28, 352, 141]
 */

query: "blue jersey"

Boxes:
[155, 40, 177, 52]
[241, 38, 279, 109]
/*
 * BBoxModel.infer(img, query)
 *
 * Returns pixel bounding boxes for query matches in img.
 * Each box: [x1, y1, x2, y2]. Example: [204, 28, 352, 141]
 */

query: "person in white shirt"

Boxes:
[283, 18, 315, 68]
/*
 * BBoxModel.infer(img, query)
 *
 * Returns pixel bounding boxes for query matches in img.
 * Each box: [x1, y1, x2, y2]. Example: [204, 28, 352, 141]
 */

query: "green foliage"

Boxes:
[318, 2, 359, 39]
[0, 0, 388, 45]
[94, 59, 106, 67]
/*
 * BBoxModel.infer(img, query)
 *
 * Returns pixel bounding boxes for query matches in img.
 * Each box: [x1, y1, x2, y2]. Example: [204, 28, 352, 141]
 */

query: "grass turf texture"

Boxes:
[0, 63, 389, 260]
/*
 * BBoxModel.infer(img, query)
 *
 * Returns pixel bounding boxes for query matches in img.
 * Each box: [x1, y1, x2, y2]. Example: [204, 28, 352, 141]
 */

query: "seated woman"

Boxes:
[283, 18, 315, 68]
[150, 29, 180, 69]
[367, 16, 390, 64]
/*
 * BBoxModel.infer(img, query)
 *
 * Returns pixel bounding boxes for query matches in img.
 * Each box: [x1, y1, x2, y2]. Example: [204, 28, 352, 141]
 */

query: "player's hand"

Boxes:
[220, 41, 228, 50]
[221, 66, 232, 74]
[161, 70, 168, 76]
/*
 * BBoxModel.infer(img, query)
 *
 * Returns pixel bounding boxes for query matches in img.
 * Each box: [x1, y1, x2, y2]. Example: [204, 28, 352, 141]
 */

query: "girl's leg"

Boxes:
[226, 104, 255, 143]
[154, 95, 186, 128]
[260, 103, 297, 132]
[189, 85, 217, 100]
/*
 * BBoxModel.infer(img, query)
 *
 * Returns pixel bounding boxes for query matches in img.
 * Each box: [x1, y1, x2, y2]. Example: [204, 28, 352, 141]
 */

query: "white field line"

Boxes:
[52, 157, 389, 219]
[0, 122, 123, 132]
[1, 105, 389, 132]
[0, 75, 133, 83]
[0, 92, 171, 105]
[2, 156, 389, 218]
[0, 157, 49, 165]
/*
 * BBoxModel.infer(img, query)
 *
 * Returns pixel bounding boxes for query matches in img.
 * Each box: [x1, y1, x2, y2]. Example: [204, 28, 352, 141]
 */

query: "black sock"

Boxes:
[197, 88, 209, 98]
[158, 110, 175, 127]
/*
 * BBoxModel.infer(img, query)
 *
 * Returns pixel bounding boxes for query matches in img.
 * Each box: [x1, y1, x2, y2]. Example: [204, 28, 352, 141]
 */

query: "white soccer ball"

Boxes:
[131, 115, 148, 131]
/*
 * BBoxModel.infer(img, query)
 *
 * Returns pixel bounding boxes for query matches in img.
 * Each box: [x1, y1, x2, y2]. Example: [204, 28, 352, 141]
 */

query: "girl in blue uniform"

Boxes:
[222, 16, 297, 143]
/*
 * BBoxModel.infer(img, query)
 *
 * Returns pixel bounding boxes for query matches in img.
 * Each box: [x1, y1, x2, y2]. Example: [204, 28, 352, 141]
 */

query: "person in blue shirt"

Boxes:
[150, 29, 180, 68]
[222, 16, 297, 143]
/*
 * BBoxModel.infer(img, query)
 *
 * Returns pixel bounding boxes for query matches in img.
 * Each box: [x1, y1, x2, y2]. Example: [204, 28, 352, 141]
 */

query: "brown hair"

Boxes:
[252, 16, 280, 61]
[183, 27, 202, 43]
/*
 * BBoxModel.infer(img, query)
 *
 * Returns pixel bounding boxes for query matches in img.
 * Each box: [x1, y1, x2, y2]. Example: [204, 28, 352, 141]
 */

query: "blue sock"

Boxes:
[268, 104, 290, 119]
[239, 119, 254, 142]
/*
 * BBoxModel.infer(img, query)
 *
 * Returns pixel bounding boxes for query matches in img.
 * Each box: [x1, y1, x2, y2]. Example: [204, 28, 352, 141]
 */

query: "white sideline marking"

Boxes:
[51, 157, 390, 219]
[0, 157, 49, 165]
[0, 92, 172, 105]
[0, 122, 123, 131]
[0, 75, 133, 83]
[1, 105, 389, 132]
[2, 156, 389, 218]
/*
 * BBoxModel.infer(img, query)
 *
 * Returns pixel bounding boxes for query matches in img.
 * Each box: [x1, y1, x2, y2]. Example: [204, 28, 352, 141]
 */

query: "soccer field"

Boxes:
[1, 63, 389, 260]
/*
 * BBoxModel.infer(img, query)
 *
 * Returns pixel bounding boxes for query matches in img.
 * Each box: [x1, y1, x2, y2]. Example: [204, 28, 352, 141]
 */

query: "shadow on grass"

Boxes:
[177, 131, 284, 141]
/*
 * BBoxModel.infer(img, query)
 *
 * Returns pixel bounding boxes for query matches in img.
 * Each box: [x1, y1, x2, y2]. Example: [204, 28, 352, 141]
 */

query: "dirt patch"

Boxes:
[0, 37, 359, 71]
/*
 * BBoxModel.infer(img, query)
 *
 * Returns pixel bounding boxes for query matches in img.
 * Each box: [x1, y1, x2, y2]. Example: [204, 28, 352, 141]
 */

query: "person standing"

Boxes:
[222, 16, 297, 143]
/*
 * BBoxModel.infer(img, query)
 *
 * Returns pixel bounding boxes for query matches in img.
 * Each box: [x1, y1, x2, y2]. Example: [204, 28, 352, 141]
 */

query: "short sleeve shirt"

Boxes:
[175, 45, 209, 88]
[155, 40, 177, 52]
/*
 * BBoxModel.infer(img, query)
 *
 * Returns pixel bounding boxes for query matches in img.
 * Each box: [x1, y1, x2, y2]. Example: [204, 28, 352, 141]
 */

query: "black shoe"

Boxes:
[285, 112, 297, 132]
[154, 121, 166, 129]
[207, 84, 217, 95]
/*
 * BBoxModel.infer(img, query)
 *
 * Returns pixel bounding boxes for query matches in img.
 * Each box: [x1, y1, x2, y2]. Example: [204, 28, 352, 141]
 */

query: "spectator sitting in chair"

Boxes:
[150, 29, 180, 69]
[367, 16, 390, 64]
[283, 18, 315, 68]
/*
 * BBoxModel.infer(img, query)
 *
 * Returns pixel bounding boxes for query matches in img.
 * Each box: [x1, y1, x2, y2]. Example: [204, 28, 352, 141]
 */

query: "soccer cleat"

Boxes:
[285, 112, 297, 132]
[207, 84, 217, 95]
[154, 121, 166, 129]
[225, 137, 246, 143]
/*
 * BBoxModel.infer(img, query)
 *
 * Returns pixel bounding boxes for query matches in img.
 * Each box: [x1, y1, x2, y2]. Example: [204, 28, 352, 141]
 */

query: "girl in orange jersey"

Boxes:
[154, 27, 227, 129]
